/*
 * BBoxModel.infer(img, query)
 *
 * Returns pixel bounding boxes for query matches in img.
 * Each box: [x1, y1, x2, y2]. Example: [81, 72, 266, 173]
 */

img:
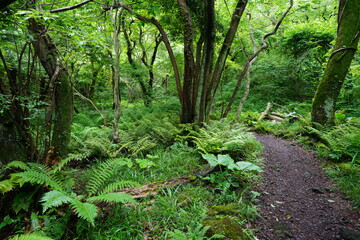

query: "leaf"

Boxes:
[0, 179, 14, 194]
[9, 231, 54, 240]
[217, 154, 234, 166]
[40, 190, 73, 213]
[135, 159, 156, 169]
[71, 200, 98, 226]
[6, 161, 29, 170]
[100, 180, 140, 195]
[12, 191, 36, 214]
[235, 161, 263, 172]
[201, 154, 218, 166]
[87, 192, 135, 204]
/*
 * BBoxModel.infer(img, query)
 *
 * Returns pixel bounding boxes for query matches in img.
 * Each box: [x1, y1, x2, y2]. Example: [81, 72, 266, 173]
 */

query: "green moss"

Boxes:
[207, 203, 242, 218]
[204, 216, 248, 240]
[204, 204, 249, 239]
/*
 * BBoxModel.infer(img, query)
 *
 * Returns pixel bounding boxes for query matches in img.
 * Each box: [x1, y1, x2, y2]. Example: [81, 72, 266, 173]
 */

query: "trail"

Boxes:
[252, 134, 360, 240]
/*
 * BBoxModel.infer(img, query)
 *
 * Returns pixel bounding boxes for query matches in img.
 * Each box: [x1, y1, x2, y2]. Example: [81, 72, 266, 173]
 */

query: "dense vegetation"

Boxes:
[0, 0, 359, 239]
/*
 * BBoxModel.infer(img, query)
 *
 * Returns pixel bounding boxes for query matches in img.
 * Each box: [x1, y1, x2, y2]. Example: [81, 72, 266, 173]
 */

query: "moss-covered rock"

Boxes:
[204, 216, 249, 240]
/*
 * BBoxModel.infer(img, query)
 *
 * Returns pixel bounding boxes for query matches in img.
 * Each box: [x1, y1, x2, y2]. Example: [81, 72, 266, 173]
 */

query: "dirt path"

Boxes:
[252, 134, 360, 240]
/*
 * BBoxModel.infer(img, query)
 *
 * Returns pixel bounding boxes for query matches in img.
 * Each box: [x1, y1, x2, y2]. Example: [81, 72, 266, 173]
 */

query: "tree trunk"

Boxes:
[110, 6, 123, 143]
[28, 18, 73, 158]
[311, 0, 360, 126]
[200, 0, 247, 122]
[178, 0, 197, 124]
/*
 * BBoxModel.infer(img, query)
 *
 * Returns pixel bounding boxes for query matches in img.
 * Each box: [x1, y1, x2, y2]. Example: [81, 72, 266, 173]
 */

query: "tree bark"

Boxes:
[200, 0, 247, 122]
[178, 0, 196, 123]
[311, 0, 360, 126]
[28, 18, 73, 158]
[110, 6, 123, 143]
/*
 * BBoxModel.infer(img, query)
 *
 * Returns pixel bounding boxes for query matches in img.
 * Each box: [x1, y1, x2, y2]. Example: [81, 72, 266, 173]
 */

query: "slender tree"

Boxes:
[109, 4, 123, 143]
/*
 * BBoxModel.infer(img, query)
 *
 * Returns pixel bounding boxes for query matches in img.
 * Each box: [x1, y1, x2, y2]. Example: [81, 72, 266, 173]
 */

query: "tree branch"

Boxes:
[222, 0, 293, 118]
[105, 2, 183, 103]
[49, 0, 93, 13]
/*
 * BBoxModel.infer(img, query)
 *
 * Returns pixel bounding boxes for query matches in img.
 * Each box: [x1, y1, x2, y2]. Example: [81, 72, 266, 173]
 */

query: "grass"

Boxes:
[326, 163, 360, 209]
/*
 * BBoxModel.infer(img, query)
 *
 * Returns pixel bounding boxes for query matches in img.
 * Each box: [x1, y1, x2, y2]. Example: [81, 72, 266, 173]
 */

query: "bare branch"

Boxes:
[222, 0, 294, 118]
[50, 0, 93, 13]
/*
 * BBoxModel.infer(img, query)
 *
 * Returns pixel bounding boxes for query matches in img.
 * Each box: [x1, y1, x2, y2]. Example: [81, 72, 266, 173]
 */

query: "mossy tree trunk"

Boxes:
[28, 17, 73, 158]
[311, 0, 360, 126]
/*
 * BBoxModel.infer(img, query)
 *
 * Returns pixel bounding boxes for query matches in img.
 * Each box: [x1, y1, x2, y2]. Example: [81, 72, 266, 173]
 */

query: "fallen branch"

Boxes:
[258, 102, 273, 121]
[73, 87, 104, 119]
[118, 164, 217, 199]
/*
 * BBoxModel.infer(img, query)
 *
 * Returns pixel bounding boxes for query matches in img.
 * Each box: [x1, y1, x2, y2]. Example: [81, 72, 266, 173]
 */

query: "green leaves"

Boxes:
[0, 179, 14, 194]
[87, 192, 135, 204]
[202, 153, 263, 172]
[136, 158, 156, 168]
[202, 154, 233, 167]
[9, 231, 54, 240]
[41, 191, 73, 213]
[71, 200, 98, 227]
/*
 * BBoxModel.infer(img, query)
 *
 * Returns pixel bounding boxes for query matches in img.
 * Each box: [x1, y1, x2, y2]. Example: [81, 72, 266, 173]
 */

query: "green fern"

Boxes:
[87, 192, 135, 204]
[191, 120, 262, 161]
[6, 161, 30, 170]
[70, 199, 98, 226]
[86, 158, 133, 196]
[54, 152, 91, 172]
[12, 190, 37, 214]
[99, 180, 140, 195]
[9, 231, 54, 240]
[0, 179, 14, 193]
[11, 163, 64, 191]
[40, 190, 73, 212]
[4, 158, 136, 226]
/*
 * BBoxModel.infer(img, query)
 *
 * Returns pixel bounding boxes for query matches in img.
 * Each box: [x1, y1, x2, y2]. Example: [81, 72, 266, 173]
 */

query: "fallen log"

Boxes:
[267, 114, 284, 122]
[270, 111, 286, 118]
[118, 164, 218, 199]
[258, 102, 273, 121]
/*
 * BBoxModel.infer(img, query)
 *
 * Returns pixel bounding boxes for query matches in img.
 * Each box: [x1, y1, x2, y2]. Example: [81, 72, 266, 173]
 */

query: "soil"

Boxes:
[252, 134, 360, 240]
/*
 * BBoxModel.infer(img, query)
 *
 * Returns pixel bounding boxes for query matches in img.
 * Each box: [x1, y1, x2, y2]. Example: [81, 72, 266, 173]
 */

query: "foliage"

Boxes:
[0, 158, 136, 228]
[9, 231, 55, 240]
[326, 163, 360, 208]
[304, 119, 360, 163]
[166, 224, 225, 240]
[190, 120, 263, 161]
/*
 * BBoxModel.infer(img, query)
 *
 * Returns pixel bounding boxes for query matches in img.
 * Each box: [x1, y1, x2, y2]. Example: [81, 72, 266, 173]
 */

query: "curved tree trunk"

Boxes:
[311, 0, 360, 126]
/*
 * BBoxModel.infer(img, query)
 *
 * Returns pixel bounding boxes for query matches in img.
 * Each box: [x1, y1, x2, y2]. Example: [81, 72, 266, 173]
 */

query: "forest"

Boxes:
[0, 0, 359, 239]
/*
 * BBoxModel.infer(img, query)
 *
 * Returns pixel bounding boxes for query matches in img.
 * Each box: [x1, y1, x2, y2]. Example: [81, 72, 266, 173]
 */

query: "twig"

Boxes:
[73, 87, 104, 119]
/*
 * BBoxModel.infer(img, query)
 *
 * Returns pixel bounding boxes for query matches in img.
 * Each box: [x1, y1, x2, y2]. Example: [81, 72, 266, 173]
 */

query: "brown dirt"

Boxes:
[252, 134, 360, 240]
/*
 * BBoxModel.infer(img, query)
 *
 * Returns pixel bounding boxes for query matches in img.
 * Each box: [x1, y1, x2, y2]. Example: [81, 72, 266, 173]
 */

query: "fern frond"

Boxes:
[86, 158, 132, 196]
[11, 163, 64, 191]
[71, 199, 98, 226]
[54, 152, 90, 172]
[12, 190, 37, 214]
[9, 231, 54, 240]
[0, 179, 14, 193]
[99, 180, 140, 195]
[6, 161, 30, 170]
[40, 190, 73, 212]
[87, 192, 135, 204]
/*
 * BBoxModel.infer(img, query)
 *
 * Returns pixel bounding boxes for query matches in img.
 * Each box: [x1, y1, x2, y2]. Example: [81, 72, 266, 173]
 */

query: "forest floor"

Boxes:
[251, 134, 360, 240]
